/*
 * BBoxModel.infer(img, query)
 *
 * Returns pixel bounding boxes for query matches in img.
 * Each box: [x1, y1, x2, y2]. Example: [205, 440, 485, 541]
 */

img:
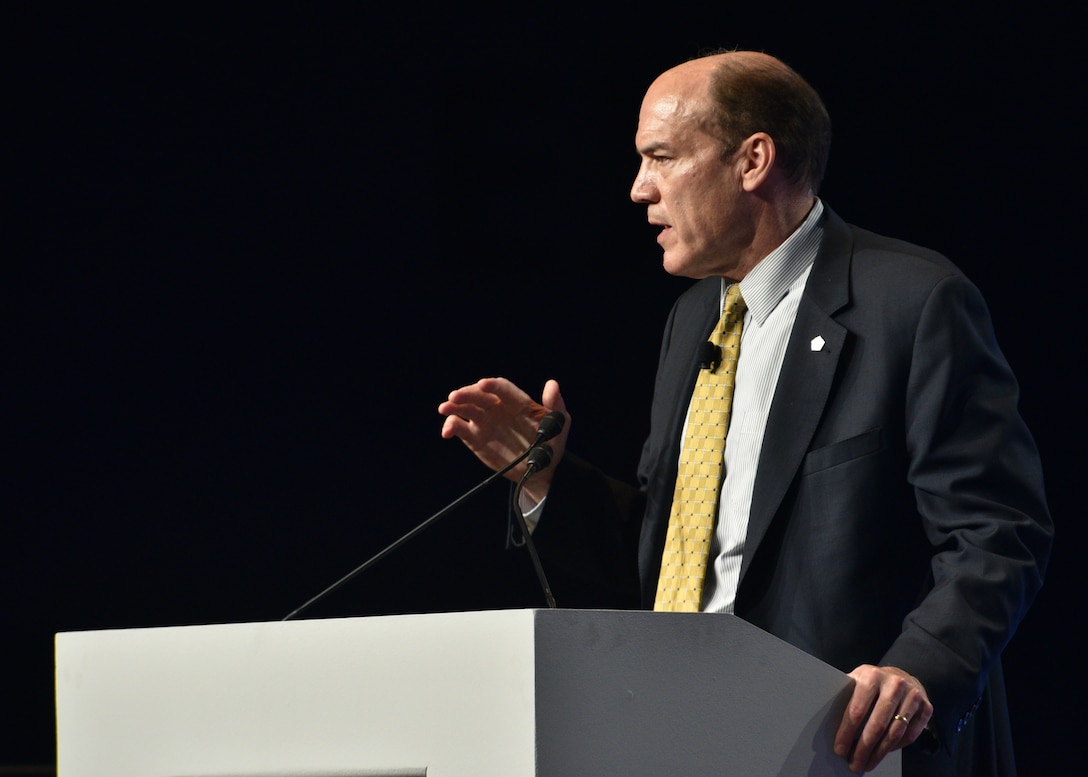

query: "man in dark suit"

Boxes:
[438, 51, 1052, 776]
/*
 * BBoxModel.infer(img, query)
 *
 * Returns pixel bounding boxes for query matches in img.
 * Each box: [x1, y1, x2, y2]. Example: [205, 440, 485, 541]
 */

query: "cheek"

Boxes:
[694, 188, 736, 237]
[674, 200, 717, 245]
[676, 178, 723, 230]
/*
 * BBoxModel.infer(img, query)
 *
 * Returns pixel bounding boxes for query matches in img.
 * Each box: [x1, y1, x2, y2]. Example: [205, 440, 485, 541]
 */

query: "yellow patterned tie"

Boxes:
[654, 284, 746, 612]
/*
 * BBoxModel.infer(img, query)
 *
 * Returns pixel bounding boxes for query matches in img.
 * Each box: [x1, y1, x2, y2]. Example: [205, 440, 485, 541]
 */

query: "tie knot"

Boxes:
[724, 283, 747, 321]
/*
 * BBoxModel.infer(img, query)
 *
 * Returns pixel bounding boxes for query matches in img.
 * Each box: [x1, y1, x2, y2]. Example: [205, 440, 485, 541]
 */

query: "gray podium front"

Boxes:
[55, 609, 899, 776]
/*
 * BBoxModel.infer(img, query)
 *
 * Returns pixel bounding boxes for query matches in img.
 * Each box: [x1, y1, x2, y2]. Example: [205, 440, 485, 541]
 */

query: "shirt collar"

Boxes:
[725, 198, 825, 326]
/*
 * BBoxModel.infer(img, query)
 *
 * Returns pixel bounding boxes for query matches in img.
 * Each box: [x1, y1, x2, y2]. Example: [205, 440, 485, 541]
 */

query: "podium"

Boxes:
[55, 609, 899, 776]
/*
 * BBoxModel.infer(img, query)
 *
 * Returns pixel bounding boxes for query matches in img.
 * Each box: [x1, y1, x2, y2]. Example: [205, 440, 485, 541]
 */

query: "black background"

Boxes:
[6, 4, 1084, 771]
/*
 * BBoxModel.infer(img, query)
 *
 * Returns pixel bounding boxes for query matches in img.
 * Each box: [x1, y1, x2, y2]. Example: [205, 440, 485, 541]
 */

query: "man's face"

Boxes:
[630, 78, 752, 280]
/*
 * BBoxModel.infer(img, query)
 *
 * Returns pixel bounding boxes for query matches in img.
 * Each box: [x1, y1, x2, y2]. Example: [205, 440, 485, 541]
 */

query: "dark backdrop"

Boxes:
[6, 4, 1083, 771]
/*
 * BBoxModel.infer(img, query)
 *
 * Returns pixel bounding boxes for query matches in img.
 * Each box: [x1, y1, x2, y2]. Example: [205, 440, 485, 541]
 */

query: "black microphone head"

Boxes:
[526, 443, 554, 472]
[535, 411, 566, 443]
[697, 341, 722, 371]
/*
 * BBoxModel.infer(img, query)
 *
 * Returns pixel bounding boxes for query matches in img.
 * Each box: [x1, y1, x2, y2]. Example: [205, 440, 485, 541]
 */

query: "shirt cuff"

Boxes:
[520, 493, 547, 533]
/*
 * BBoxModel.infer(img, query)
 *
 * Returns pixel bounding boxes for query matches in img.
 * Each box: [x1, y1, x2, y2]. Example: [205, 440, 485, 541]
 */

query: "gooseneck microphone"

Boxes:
[510, 443, 558, 608]
[282, 410, 566, 620]
[533, 411, 565, 445]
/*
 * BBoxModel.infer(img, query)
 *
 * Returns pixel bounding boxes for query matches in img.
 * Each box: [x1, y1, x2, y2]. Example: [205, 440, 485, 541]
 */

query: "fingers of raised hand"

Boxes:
[438, 378, 548, 472]
[440, 381, 511, 432]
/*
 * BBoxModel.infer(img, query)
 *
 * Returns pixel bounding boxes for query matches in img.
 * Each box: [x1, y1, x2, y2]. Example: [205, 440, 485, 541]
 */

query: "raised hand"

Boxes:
[439, 377, 569, 503]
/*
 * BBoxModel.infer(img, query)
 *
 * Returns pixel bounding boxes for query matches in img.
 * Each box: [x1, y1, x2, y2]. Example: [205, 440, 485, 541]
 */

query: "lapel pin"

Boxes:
[810, 335, 825, 352]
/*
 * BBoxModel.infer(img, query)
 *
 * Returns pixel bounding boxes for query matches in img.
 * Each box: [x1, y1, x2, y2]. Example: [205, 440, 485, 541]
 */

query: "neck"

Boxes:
[726, 192, 816, 282]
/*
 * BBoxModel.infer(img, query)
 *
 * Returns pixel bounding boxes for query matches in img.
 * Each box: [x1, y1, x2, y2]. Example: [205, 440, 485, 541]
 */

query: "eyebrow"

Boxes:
[637, 140, 672, 156]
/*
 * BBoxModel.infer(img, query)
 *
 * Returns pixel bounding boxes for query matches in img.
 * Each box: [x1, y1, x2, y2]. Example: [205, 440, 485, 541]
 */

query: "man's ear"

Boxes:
[737, 132, 776, 192]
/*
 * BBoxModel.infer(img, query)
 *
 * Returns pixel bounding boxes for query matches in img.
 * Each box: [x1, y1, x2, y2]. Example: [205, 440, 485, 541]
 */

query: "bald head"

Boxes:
[649, 51, 832, 195]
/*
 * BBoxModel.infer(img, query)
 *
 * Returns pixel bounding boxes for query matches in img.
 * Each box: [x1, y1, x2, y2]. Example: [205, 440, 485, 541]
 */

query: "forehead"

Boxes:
[635, 88, 714, 152]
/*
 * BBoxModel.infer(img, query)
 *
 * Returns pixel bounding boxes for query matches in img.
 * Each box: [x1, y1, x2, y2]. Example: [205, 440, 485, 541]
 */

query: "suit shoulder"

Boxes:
[847, 223, 963, 285]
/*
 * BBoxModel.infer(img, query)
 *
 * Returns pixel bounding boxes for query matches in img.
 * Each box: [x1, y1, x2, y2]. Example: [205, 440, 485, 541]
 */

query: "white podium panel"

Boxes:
[55, 609, 898, 776]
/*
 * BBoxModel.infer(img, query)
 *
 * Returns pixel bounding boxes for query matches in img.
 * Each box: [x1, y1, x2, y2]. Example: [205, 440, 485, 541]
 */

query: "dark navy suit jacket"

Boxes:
[533, 207, 1053, 776]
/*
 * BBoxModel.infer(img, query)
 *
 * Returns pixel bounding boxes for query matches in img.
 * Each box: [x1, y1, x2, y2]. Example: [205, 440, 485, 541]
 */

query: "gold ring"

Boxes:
[893, 713, 910, 724]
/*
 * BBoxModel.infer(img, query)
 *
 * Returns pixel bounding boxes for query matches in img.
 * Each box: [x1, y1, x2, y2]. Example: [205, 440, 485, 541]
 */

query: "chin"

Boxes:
[661, 251, 691, 278]
[662, 254, 709, 280]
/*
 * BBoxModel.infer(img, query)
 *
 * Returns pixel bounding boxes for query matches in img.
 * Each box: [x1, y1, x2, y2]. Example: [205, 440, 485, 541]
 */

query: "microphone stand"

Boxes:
[283, 413, 564, 621]
[510, 444, 558, 608]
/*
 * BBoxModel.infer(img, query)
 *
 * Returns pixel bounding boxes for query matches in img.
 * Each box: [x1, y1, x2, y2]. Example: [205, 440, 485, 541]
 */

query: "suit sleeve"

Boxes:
[881, 272, 1053, 747]
[527, 287, 703, 610]
[529, 453, 644, 609]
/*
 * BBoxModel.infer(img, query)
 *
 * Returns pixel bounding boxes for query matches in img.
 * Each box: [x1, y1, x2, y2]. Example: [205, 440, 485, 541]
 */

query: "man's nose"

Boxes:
[630, 167, 658, 203]
[631, 171, 652, 202]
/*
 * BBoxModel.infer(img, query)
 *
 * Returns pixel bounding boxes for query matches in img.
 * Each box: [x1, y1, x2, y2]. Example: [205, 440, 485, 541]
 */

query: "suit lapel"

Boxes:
[658, 282, 721, 467]
[739, 211, 854, 585]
